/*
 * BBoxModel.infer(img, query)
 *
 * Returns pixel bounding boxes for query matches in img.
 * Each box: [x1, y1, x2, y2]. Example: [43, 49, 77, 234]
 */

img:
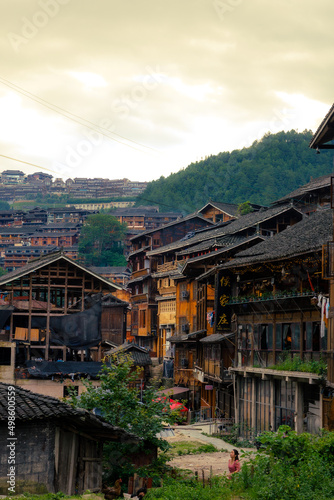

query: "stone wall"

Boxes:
[0, 420, 55, 494]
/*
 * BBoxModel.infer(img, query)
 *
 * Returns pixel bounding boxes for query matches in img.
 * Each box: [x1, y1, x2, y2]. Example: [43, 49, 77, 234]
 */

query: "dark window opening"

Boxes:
[0, 347, 11, 365]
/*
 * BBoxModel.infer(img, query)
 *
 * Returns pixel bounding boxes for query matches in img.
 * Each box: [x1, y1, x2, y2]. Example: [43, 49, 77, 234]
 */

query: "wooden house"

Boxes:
[0, 382, 138, 495]
[272, 174, 332, 214]
[198, 201, 239, 223]
[0, 251, 126, 398]
[309, 104, 334, 389]
[127, 213, 215, 356]
[164, 204, 303, 416]
[218, 209, 332, 435]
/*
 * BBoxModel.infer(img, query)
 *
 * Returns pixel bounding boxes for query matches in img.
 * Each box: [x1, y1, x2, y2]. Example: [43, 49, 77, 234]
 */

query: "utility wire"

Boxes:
[0, 76, 160, 155]
[0, 154, 55, 173]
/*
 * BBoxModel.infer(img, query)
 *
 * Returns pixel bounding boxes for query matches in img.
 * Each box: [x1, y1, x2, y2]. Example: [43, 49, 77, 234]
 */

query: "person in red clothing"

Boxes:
[227, 449, 241, 478]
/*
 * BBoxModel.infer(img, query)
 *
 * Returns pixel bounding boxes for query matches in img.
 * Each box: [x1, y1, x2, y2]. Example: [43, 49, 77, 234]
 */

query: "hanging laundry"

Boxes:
[321, 297, 327, 337]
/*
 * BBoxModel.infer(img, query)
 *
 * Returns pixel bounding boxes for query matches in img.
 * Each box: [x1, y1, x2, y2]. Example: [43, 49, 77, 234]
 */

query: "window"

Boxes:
[0, 347, 11, 365]
[275, 380, 295, 430]
[291, 323, 301, 351]
[258, 324, 273, 350]
[140, 310, 146, 328]
[305, 322, 320, 352]
[276, 324, 282, 350]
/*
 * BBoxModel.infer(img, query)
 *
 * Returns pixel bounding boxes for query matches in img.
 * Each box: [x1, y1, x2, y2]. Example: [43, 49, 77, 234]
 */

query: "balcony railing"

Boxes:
[229, 291, 315, 304]
[157, 261, 178, 273]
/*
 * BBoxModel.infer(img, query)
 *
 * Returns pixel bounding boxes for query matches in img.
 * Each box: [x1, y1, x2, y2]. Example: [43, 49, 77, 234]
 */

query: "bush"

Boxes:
[231, 427, 334, 499]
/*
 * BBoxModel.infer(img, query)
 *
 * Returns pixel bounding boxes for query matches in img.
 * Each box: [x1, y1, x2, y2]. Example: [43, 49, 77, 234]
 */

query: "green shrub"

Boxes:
[231, 427, 334, 499]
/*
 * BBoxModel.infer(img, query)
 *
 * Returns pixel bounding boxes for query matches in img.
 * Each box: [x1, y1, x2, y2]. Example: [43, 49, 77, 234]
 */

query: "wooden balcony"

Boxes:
[131, 268, 150, 279]
[203, 359, 221, 380]
[157, 261, 178, 273]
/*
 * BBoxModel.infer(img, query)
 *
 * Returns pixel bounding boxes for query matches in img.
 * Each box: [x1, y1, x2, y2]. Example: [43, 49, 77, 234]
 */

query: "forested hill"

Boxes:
[136, 130, 333, 213]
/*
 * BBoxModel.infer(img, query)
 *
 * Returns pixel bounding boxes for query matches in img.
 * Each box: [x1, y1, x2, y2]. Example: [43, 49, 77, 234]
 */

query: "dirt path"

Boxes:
[165, 428, 231, 478]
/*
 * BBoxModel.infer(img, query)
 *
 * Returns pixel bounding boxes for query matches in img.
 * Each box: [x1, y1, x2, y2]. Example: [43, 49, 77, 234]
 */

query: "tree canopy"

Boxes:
[71, 356, 171, 446]
[78, 213, 127, 266]
[135, 130, 333, 213]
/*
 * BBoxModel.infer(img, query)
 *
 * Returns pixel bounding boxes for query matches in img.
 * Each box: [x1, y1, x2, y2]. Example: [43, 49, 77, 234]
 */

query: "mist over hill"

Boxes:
[136, 130, 333, 213]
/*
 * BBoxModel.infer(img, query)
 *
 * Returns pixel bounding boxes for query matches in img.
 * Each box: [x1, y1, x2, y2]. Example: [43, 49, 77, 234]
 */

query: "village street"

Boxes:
[165, 423, 255, 478]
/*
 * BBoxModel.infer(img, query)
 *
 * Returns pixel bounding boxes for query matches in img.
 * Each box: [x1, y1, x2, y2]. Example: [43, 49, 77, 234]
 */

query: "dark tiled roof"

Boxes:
[0, 382, 138, 441]
[0, 252, 121, 290]
[176, 233, 249, 256]
[272, 174, 332, 204]
[221, 208, 332, 268]
[127, 245, 152, 258]
[148, 204, 301, 257]
[198, 201, 239, 217]
[0, 227, 35, 234]
[130, 212, 216, 241]
[105, 343, 152, 366]
[180, 235, 266, 271]
[200, 333, 234, 343]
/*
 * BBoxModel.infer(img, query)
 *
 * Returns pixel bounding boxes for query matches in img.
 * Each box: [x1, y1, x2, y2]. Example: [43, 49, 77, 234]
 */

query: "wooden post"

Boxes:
[45, 268, 51, 360]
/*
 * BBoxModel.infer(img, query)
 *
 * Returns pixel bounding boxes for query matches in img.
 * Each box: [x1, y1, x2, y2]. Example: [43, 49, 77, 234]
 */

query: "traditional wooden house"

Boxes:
[127, 213, 215, 356]
[0, 252, 126, 398]
[198, 201, 263, 223]
[198, 201, 239, 223]
[272, 174, 332, 214]
[309, 103, 334, 390]
[160, 204, 303, 416]
[0, 382, 138, 495]
[217, 208, 332, 435]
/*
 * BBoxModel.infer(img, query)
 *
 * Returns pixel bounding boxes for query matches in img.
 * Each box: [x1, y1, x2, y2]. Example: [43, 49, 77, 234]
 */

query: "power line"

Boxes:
[0, 154, 55, 173]
[0, 76, 161, 155]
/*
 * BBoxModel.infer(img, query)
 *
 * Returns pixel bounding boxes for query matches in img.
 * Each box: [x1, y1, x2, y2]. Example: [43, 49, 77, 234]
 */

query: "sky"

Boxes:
[0, 0, 333, 182]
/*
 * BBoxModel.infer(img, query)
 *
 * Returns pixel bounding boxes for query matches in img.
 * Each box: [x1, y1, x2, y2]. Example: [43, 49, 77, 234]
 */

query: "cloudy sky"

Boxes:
[0, 0, 333, 182]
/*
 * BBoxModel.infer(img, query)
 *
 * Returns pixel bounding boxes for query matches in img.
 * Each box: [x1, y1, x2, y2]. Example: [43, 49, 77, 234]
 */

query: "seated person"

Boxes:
[228, 449, 240, 478]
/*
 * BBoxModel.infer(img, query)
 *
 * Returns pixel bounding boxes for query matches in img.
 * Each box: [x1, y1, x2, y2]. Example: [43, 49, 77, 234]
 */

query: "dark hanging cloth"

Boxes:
[163, 359, 174, 378]
[31, 302, 102, 348]
[50, 302, 102, 348]
[0, 305, 14, 329]
[25, 360, 108, 377]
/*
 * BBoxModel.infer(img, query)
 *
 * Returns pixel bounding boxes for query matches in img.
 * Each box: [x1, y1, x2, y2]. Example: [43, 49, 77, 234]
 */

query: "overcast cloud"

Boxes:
[0, 0, 333, 181]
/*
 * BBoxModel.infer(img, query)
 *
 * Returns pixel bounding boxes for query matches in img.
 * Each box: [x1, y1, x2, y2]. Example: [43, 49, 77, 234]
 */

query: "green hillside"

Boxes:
[136, 130, 333, 213]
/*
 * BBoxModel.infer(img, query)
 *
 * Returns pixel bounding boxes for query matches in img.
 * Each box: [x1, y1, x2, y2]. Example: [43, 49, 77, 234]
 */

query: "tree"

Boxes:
[0, 201, 10, 210]
[78, 213, 127, 266]
[237, 201, 254, 216]
[69, 356, 173, 483]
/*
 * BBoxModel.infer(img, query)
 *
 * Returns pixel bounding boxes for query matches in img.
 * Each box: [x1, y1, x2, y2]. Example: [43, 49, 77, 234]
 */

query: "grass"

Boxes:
[1, 494, 104, 500]
[165, 440, 218, 458]
[269, 355, 327, 376]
